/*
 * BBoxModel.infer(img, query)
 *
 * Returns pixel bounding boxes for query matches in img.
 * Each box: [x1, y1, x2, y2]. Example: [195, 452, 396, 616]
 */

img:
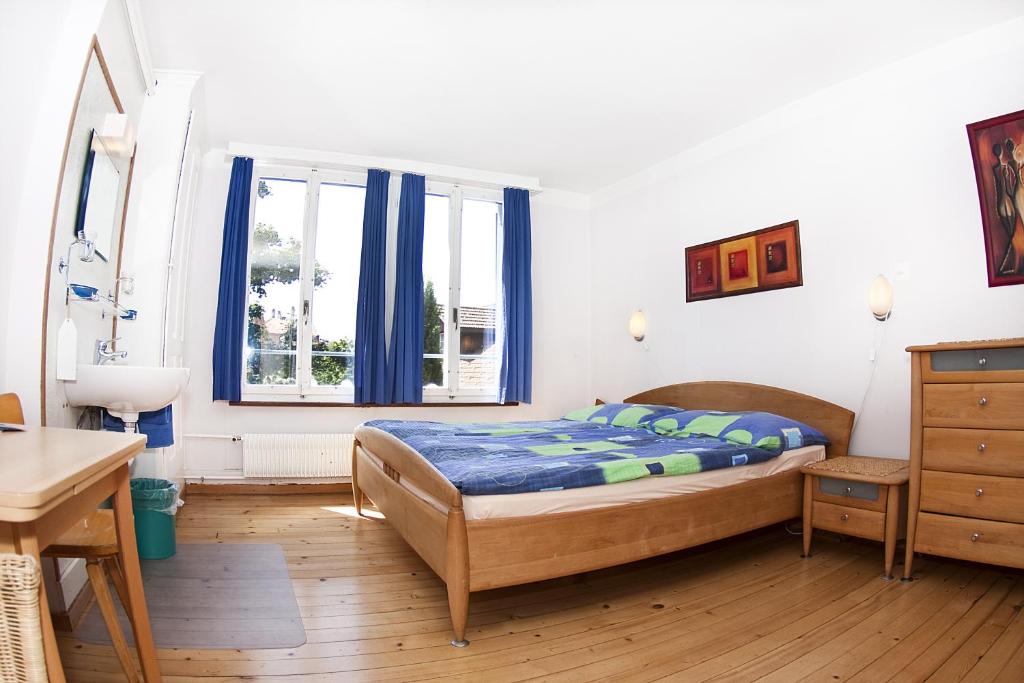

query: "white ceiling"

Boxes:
[142, 0, 1024, 192]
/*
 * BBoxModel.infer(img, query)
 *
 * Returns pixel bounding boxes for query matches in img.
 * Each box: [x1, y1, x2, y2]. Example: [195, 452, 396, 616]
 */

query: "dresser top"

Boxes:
[906, 338, 1024, 353]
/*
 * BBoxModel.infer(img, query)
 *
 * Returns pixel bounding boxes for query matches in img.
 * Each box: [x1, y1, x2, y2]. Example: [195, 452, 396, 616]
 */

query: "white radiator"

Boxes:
[242, 433, 354, 478]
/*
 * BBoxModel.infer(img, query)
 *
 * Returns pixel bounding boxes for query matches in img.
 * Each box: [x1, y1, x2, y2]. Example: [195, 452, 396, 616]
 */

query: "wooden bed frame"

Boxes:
[352, 381, 854, 646]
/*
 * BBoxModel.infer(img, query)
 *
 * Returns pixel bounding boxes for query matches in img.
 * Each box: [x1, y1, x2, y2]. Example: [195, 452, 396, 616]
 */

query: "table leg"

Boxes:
[13, 524, 66, 683]
[884, 484, 899, 579]
[111, 465, 162, 682]
[802, 475, 813, 558]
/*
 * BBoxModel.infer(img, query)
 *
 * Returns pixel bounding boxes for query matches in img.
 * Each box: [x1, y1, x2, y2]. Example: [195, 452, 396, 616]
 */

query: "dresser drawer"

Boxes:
[915, 512, 1024, 569]
[922, 383, 1024, 429]
[931, 347, 1024, 372]
[923, 347, 1024, 383]
[811, 501, 885, 539]
[923, 428, 1024, 477]
[920, 470, 1024, 524]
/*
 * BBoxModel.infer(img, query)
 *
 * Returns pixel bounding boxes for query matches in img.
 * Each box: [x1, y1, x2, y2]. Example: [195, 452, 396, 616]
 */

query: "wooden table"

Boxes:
[0, 427, 161, 682]
[800, 455, 910, 579]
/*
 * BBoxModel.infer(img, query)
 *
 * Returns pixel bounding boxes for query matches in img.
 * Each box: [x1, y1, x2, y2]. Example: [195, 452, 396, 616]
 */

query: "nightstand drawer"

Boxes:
[923, 428, 1024, 477]
[920, 470, 1024, 524]
[811, 501, 885, 540]
[812, 477, 885, 511]
[922, 384, 1024, 429]
[817, 477, 879, 501]
[915, 512, 1024, 569]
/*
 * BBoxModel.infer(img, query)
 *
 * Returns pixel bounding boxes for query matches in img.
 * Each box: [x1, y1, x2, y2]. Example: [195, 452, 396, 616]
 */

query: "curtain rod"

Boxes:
[226, 142, 543, 194]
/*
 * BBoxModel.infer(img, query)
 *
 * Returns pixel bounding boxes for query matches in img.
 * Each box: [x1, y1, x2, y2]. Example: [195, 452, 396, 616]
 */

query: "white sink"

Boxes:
[64, 364, 190, 424]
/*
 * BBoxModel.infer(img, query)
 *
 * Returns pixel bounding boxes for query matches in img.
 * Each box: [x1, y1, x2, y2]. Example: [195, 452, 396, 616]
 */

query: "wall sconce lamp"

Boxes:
[868, 275, 894, 322]
[628, 310, 647, 342]
[100, 112, 135, 157]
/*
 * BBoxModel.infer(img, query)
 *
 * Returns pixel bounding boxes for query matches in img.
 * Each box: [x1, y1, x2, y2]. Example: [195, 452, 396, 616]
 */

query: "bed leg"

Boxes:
[446, 506, 470, 647]
[352, 439, 364, 516]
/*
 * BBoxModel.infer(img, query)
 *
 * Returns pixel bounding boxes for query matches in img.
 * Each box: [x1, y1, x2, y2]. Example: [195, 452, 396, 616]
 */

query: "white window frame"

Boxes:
[240, 164, 504, 404]
[242, 164, 367, 402]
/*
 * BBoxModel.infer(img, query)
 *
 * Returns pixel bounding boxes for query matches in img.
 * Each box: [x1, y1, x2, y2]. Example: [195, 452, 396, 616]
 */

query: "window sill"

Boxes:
[229, 400, 520, 408]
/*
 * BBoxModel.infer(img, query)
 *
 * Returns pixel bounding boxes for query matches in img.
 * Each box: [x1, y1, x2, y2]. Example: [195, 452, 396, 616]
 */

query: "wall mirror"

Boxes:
[42, 38, 135, 427]
[74, 129, 121, 261]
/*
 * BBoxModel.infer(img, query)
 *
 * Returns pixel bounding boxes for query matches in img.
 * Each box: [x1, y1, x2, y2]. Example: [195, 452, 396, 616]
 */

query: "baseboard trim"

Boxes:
[52, 575, 95, 633]
[184, 482, 353, 496]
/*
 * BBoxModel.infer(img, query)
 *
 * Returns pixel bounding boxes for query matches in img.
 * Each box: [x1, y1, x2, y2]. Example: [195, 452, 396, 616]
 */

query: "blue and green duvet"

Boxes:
[362, 404, 828, 496]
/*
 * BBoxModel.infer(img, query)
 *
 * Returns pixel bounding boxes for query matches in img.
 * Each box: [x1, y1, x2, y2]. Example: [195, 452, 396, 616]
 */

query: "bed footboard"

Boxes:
[352, 428, 471, 645]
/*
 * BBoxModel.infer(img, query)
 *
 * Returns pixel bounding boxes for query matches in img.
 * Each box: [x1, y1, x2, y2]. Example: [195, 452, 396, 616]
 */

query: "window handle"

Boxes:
[303, 299, 310, 320]
[452, 307, 459, 328]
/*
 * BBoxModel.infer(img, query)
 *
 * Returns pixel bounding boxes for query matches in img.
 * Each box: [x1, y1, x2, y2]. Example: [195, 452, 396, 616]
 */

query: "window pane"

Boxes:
[422, 194, 450, 388]
[246, 177, 306, 386]
[310, 183, 364, 388]
[458, 199, 501, 390]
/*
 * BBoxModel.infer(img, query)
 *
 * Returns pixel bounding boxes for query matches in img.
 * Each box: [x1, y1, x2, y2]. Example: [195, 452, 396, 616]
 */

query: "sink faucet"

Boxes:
[94, 338, 127, 365]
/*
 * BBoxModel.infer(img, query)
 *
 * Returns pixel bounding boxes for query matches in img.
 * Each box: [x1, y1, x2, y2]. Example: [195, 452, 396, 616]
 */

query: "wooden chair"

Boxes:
[0, 393, 141, 682]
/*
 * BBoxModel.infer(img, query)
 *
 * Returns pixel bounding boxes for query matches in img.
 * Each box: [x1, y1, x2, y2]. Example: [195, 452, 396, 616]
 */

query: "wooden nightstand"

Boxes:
[800, 455, 910, 579]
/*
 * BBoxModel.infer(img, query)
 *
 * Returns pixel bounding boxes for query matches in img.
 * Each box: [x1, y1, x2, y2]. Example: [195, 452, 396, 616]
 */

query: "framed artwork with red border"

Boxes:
[967, 109, 1024, 288]
[686, 244, 720, 297]
[685, 220, 803, 302]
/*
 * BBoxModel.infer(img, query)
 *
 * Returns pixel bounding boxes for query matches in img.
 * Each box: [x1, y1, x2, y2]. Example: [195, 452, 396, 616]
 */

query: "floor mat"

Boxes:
[74, 543, 306, 650]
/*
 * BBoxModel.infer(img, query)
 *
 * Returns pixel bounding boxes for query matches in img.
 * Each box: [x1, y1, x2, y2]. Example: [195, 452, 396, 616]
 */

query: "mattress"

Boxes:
[366, 442, 824, 520]
[460, 444, 825, 520]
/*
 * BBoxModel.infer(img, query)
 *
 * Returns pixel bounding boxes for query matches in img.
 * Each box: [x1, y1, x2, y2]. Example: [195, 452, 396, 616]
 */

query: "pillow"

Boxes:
[649, 410, 829, 452]
[563, 403, 681, 429]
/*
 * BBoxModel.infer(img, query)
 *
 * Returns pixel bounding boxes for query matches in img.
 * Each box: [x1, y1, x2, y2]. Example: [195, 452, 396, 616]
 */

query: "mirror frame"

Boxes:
[40, 36, 135, 424]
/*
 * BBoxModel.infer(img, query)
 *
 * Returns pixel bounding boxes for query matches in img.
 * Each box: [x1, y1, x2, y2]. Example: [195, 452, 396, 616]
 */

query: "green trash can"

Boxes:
[130, 478, 179, 560]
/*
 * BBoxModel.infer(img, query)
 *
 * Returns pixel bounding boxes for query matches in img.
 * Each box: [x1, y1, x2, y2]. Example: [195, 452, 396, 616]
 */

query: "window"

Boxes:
[421, 182, 503, 400]
[245, 168, 366, 398]
[243, 166, 503, 403]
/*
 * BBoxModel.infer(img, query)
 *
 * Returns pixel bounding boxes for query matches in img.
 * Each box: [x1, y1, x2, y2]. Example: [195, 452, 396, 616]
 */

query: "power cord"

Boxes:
[851, 313, 891, 435]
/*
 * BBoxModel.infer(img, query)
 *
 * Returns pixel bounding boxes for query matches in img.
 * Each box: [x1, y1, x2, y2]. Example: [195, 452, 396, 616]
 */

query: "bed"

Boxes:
[352, 381, 854, 646]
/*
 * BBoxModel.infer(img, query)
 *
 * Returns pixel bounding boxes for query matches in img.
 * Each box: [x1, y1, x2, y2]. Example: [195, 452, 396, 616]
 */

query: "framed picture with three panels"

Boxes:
[685, 220, 803, 302]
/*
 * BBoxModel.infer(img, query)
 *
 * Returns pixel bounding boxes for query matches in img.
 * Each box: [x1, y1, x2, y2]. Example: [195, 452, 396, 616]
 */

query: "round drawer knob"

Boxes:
[978, 397, 988, 407]
[840, 513, 849, 522]
[978, 443, 987, 453]
[975, 488, 984, 497]
[844, 486, 853, 495]
[971, 533, 982, 542]
[978, 357, 988, 367]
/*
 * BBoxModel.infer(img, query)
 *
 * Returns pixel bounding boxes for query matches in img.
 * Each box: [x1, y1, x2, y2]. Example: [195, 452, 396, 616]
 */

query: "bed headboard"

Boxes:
[624, 381, 854, 457]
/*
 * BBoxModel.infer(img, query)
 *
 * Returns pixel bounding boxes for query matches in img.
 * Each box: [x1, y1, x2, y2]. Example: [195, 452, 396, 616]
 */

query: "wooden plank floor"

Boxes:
[58, 491, 1024, 682]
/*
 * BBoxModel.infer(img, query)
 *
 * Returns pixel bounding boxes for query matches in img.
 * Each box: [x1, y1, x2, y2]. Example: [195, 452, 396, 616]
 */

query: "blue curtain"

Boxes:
[385, 174, 426, 404]
[212, 157, 254, 402]
[354, 169, 391, 404]
[499, 187, 533, 404]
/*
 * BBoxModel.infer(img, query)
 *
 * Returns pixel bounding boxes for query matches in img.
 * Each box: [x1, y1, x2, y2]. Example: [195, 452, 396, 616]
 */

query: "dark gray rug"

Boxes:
[74, 543, 306, 649]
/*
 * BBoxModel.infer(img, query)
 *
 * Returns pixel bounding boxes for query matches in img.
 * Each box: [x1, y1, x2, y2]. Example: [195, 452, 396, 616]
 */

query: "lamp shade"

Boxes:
[628, 310, 646, 341]
[868, 275, 893, 321]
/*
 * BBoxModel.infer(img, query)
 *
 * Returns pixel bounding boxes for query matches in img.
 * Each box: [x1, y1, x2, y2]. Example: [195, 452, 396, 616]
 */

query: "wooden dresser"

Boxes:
[903, 338, 1024, 579]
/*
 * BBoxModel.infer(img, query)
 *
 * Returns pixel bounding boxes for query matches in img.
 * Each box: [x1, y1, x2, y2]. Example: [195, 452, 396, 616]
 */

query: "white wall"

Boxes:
[0, 1, 70, 391]
[118, 70, 205, 483]
[588, 17, 1024, 459]
[1, 0, 147, 423]
[181, 152, 592, 478]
